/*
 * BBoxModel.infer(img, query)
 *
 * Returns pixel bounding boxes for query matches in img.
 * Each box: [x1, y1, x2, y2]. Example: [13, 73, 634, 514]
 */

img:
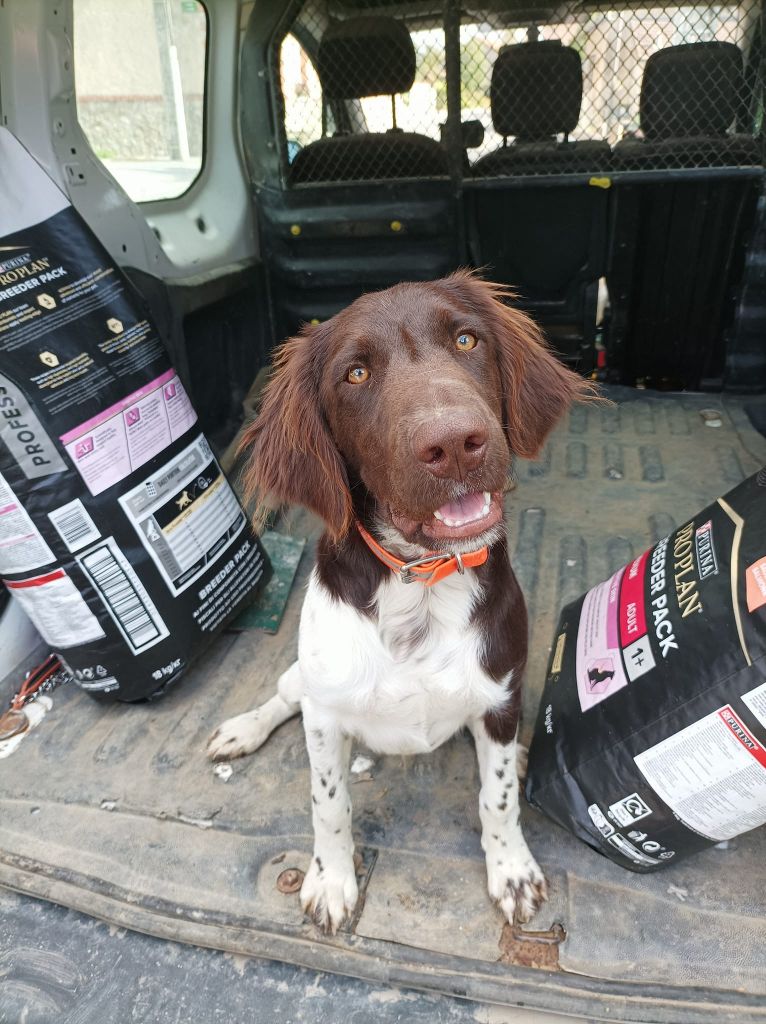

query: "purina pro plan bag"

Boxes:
[526, 469, 766, 870]
[0, 129, 270, 701]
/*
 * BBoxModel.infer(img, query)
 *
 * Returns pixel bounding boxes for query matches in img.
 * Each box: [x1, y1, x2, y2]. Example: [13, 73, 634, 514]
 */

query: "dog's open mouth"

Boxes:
[422, 490, 503, 542]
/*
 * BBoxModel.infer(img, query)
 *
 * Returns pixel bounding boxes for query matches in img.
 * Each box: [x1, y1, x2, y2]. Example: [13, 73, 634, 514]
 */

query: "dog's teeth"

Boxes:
[435, 494, 494, 530]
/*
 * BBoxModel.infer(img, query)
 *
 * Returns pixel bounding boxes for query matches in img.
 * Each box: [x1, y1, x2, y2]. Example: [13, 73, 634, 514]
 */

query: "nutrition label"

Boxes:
[0, 471, 54, 573]
[119, 434, 246, 595]
[4, 567, 105, 647]
[742, 681, 766, 729]
[634, 704, 766, 840]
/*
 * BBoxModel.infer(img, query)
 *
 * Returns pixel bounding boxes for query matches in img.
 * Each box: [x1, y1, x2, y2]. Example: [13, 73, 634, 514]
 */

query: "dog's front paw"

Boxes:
[300, 854, 358, 934]
[486, 846, 547, 925]
[206, 710, 270, 761]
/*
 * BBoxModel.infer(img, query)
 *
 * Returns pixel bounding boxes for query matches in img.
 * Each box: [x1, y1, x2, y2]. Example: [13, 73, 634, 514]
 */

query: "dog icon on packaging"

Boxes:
[586, 658, 616, 692]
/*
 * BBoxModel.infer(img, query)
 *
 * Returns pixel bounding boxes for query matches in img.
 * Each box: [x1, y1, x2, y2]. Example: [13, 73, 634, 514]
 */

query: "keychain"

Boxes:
[0, 654, 70, 741]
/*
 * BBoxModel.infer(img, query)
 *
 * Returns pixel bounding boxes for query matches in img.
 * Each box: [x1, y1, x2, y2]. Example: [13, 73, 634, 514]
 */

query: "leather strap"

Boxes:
[356, 522, 488, 586]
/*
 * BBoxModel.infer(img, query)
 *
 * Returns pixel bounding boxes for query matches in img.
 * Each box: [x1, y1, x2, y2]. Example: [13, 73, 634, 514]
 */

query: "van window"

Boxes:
[280, 33, 327, 158]
[73, 0, 207, 203]
[273, 2, 760, 180]
[462, 3, 758, 161]
[358, 28, 445, 140]
[278, 30, 448, 158]
[276, 15, 446, 178]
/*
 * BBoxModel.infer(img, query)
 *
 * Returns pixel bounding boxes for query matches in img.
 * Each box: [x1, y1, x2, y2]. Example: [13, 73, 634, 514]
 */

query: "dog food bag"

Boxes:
[0, 128, 270, 702]
[526, 468, 766, 871]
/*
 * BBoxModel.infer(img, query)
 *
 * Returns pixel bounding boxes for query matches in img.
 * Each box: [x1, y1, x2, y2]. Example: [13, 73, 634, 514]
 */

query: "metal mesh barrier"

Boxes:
[274, 2, 764, 184]
[277, 11, 450, 183]
[463, 3, 763, 174]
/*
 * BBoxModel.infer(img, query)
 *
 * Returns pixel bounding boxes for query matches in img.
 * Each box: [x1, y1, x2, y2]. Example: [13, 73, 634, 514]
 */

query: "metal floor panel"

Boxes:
[1, 388, 765, 1023]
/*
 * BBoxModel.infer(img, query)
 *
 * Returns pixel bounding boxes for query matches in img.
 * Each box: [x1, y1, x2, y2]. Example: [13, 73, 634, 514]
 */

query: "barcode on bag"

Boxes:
[77, 537, 168, 652]
[48, 499, 101, 553]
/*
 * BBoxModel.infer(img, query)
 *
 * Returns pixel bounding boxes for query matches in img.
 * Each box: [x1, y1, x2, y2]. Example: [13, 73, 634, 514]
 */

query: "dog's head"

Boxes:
[240, 271, 597, 550]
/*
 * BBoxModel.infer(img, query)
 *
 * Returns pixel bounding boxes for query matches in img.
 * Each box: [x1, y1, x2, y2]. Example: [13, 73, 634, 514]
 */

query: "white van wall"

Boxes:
[0, 0, 260, 686]
[0, 599, 44, 693]
[0, 0, 257, 277]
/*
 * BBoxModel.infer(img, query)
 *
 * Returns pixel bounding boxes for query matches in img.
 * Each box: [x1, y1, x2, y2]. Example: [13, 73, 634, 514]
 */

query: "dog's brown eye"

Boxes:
[347, 365, 370, 384]
[456, 333, 478, 351]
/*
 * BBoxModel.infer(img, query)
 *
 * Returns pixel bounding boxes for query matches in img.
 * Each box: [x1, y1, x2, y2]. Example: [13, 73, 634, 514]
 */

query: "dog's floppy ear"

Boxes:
[451, 273, 598, 459]
[493, 297, 597, 458]
[238, 323, 353, 540]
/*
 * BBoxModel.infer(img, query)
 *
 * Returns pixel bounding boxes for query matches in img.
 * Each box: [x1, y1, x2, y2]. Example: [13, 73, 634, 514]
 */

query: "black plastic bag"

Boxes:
[0, 129, 270, 701]
[526, 468, 766, 870]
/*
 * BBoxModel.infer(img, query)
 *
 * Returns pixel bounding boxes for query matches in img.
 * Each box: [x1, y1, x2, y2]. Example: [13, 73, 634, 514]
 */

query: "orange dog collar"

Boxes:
[356, 521, 488, 586]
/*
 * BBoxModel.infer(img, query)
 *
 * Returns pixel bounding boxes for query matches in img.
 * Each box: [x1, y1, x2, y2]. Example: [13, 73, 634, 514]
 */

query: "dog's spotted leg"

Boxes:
[299, 700, 357, 934]
[206, 661, 302, 761]
[471, 718, 547, 925]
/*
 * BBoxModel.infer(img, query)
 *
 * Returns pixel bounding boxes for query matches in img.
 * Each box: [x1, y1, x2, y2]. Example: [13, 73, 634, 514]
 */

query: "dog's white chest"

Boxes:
[298, 569, 507, 754]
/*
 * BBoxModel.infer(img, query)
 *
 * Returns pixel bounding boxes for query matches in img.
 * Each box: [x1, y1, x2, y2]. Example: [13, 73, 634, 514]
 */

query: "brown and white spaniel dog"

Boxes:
[208, 271, 595, 933]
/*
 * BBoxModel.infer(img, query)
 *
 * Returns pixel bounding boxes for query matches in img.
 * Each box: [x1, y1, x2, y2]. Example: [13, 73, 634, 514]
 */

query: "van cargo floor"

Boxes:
[2, 388, 765, 1022]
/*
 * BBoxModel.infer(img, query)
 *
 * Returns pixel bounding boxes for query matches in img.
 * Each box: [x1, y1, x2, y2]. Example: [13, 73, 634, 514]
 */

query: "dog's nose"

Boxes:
[411, 413, 488, 480]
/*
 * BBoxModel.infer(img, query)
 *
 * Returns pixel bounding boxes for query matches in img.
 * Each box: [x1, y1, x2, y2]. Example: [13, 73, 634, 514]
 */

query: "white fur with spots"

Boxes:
[208, 564, 546, 933]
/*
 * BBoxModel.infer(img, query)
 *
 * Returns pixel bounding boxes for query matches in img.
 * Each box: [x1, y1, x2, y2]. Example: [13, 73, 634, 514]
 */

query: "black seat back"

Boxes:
[491, 40, 582, 142]
[251, 16, 457, 340]
[289, 17, 448, 184]
[468, 41, 610, 366]
[474, 42, 610, 175]
[614, 41, 759, 169]
[608, 43, 762, 387]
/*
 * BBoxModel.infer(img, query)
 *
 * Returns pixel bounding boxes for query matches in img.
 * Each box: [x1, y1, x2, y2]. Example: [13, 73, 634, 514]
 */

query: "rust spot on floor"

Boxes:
[276, 868, 304, 894]
[498, 922, 562, 970]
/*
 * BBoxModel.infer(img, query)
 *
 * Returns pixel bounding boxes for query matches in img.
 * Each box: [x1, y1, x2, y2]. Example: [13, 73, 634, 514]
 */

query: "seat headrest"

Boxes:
[641, 42, 745, 139]
[317, 17, 416, 99]
[490, 42, 583, 140]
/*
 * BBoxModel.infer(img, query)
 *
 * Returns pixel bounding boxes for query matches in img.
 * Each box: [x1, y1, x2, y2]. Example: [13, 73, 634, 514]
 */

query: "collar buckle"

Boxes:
[399, 553, 449, 584]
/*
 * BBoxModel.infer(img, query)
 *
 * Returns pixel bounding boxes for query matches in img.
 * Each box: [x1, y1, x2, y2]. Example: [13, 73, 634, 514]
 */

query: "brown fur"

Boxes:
[239, 272, 598, 742]
[240, 270, 597, 545]
[237, 323, 354, 539]
[471, 536, 528, 743]
[315, 522, 388, 615]
[237, 271, 599, 777]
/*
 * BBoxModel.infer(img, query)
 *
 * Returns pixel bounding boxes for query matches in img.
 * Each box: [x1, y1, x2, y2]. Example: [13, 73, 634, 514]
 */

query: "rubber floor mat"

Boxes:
[1, 388, 765, 1023]
[232, 530, 306, 633]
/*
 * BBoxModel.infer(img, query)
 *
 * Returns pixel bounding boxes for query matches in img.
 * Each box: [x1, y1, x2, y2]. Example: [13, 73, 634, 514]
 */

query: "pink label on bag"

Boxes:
[746, 557, 766, 612]
[60, 369, 197, 496]
[576, 566, 629, 711]
[619, 550, 649, 647]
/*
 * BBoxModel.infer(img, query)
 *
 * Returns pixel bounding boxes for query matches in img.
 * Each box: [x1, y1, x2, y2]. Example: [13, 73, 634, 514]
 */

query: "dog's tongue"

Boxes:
[434, 491, 486, 523]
